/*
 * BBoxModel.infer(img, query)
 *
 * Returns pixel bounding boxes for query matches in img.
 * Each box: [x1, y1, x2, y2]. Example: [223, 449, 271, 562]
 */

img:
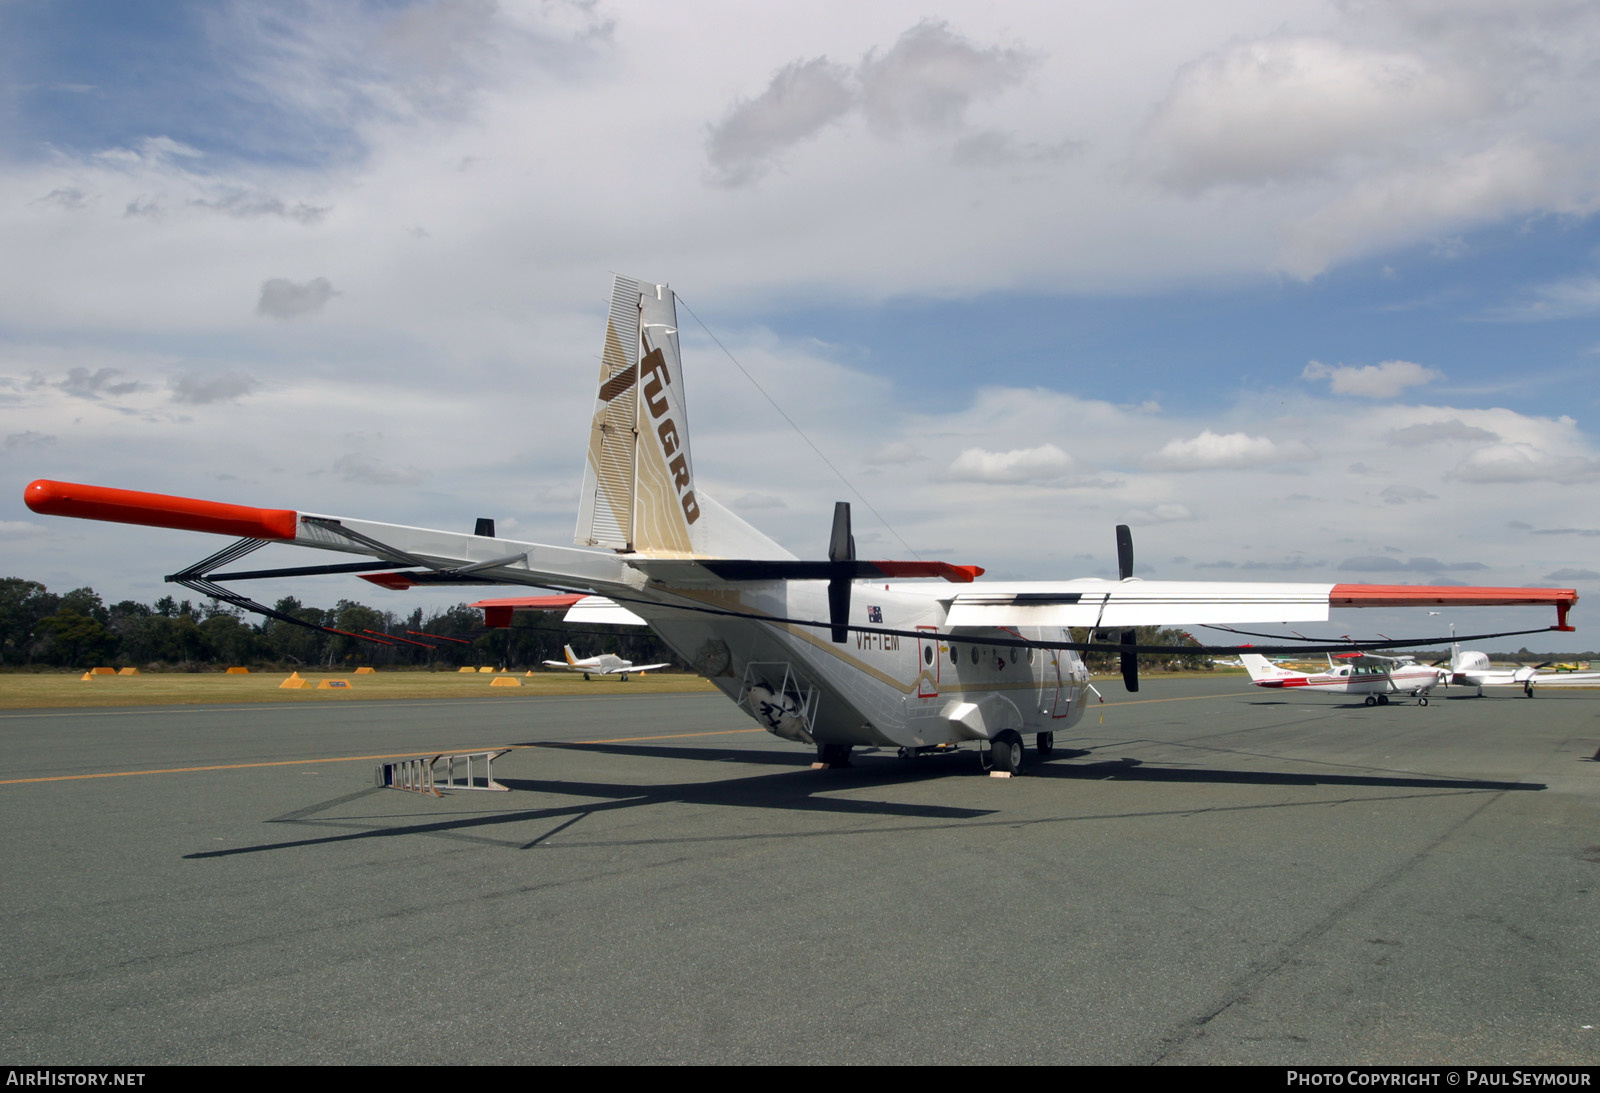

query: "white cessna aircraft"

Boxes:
[23, 275, 1581, 774]
[544, 644, 671, 681]
[1240, 653, 1443, 706]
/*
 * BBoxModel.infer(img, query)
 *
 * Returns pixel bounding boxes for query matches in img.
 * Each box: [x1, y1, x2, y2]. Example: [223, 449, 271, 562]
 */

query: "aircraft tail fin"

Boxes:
[564, 645, 578, 666]
[1240, 654, 1296, 682]
[574, 275, 791, 561]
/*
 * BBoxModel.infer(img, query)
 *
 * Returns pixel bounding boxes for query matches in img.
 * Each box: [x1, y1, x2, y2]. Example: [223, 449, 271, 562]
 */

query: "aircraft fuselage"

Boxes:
[638, 580, 1091, 749]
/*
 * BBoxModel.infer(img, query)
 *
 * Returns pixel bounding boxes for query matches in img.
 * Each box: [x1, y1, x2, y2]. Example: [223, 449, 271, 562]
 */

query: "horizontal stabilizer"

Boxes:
[470, 594, 647, 629]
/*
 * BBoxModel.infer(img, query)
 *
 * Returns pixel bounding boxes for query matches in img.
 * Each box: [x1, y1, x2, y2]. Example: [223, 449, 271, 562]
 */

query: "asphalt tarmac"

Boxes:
[1, 677, 1596, 1065]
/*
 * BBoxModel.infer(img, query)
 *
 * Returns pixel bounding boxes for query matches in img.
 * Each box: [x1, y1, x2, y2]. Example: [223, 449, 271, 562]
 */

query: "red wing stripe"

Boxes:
[1329, 584, 1577, 608]
[24, 479, 298, 541]
[1330, 583, 1578, 631]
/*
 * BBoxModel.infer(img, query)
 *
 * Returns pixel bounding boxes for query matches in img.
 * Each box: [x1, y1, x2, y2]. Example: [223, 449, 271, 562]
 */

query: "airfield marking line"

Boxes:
[0, 751, 495, 785]
[0, 728, 770, 785]
[0, 693, 714, 719]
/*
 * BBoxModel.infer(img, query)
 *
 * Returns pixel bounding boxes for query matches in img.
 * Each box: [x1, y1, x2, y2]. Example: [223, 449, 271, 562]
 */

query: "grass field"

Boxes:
[0, 669, 719, 709]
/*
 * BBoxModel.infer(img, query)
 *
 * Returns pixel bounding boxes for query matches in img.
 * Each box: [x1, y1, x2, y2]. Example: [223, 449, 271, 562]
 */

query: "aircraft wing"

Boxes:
[921, 580, 1577, 630]
[22, 482, 1579, 640]
[1482, 670, 1600, 687]
[25, 480, 636, 593]
[1334, 652, 1414, 666]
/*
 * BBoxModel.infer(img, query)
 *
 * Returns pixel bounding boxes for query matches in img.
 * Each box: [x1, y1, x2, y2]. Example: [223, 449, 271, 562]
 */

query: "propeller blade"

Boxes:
[1115, 525, 1139, 689]
[1116, 523, 1134, 581]
[829, 501, 855, 564]
[827, 502, 854, 642]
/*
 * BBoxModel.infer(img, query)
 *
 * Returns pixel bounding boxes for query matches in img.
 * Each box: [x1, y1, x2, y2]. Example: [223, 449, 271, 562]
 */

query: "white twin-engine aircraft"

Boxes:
[23, 276, 1582, 775]
[1240, 653, 1443, 706]
[1443, 645, 1600, 698]
[544, 645, 670, 681]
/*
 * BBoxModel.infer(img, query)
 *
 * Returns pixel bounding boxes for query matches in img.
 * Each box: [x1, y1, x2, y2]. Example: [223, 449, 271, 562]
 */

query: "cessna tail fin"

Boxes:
[575, 275, 791, 561]
[1240, 654, 1298, 682]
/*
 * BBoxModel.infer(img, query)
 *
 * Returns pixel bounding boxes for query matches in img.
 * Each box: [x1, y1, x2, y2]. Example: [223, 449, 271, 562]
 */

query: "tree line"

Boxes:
[0, 577, 683, 672]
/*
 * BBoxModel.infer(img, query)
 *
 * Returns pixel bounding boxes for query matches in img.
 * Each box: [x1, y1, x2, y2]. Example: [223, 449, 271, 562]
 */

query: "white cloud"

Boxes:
[1146, 430, 1316, 470]
[1139, 36, 1488, 191]
[1279, 140, 1592, 278]
[1490, 275, 1600, 321]
[1124, 503, 1193, 524]
[948, 443, 1073, 483]
[1387, 418, 1497, 446]
[1303, 358, 1441, 398]
[1449, 443, 1600, 484]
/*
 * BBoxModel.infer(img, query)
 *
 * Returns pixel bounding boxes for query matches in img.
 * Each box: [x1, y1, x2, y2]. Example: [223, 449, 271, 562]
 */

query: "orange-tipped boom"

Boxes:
[24, 479, 299, 541]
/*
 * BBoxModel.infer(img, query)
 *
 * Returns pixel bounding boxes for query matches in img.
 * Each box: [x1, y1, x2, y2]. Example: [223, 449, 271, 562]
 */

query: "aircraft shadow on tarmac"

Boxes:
[1019, 753, 1541, 792]
[184, 740, 1539, 861]
[542, 740, 1540, 793]
[185, 749, 1003, 860]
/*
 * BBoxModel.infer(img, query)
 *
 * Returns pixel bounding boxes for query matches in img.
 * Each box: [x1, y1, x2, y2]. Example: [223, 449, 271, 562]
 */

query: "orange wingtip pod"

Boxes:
[24, 480, 298, 541]
[871, 561, 986, 582]
[1329, 584, 1579, 631]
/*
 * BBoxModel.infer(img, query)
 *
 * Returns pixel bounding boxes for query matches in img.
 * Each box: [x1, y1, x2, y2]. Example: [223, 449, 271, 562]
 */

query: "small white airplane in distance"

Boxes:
[545, 644, 671, 681]
[1240, 652, 1444, 706]
[22, 275, 1582, 775]
[1442, 644, 1600, 697]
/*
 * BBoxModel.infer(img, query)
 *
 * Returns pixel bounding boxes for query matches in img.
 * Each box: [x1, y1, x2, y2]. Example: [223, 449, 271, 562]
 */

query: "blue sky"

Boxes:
[4, 0, 1600, 650]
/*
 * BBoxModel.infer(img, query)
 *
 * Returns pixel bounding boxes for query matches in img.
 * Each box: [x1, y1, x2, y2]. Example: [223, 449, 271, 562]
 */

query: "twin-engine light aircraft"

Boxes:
[22, 275, 1582, 775]
[1442, 645, 1600, 697]
[544, 645, 670, 681]
[1241, 653, 1443, 706]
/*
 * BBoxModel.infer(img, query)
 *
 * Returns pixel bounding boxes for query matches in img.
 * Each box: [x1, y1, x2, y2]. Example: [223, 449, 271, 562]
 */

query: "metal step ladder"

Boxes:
[376, 749, 512, 797]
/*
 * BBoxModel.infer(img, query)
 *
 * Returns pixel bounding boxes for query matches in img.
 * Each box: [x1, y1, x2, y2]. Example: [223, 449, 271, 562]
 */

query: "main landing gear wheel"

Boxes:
[980, 730, 1024, 775]
[816, 743, 853, 768]
[1418, 696, 1429, 706]
[1524, 683, 1534, 698]
[1364, 695, 1378, 707]
[1036, 732, 1054, 757]
[1378, 694, 1390, 705]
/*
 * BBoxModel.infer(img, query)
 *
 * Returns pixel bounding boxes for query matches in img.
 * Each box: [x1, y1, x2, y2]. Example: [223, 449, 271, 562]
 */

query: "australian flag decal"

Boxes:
[867, 605, 883, 623]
